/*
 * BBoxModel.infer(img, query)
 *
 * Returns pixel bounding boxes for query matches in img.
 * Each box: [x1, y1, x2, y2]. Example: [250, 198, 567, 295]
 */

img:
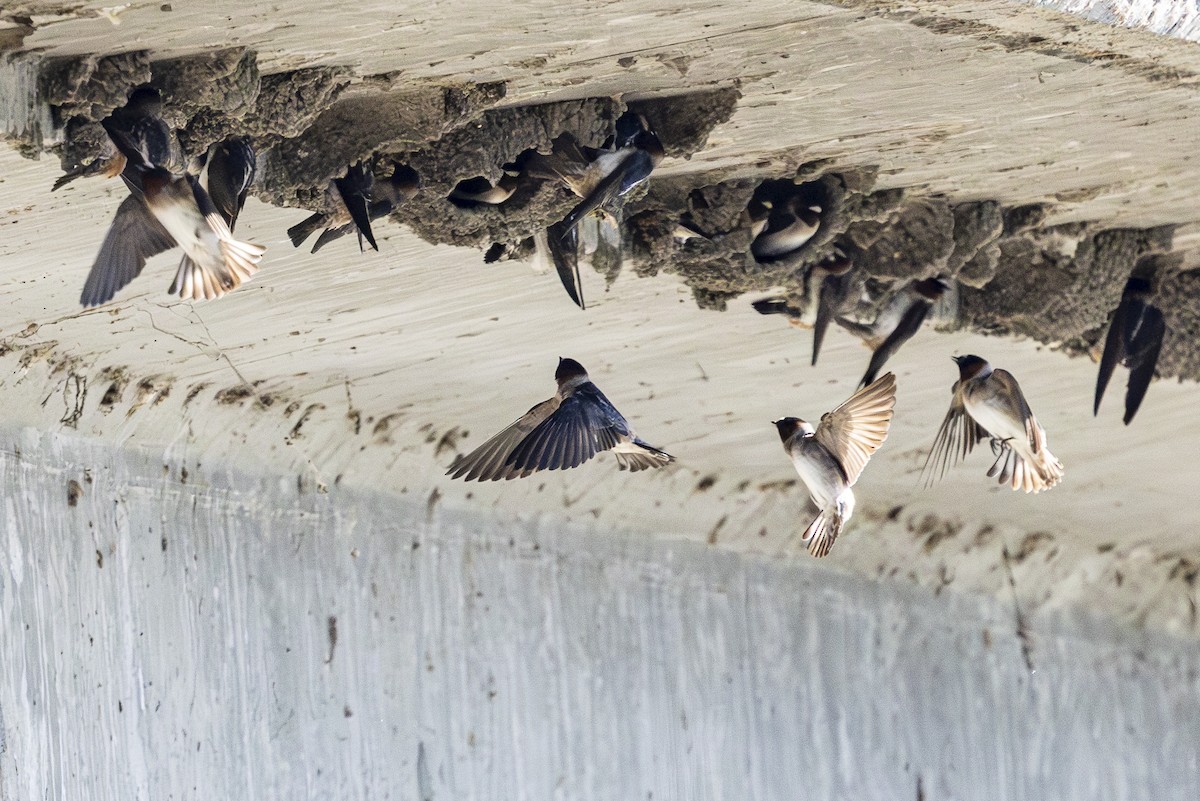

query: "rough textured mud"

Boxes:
[4, 39, 1200, 385]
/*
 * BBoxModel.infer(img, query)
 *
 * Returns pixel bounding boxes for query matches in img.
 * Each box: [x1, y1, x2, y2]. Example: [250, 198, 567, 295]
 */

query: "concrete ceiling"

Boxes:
[2, 0, 1199, 634]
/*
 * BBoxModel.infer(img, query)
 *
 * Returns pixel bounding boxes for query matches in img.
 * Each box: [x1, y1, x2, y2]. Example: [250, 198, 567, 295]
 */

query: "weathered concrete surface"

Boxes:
[2, 431, 1198, 801]
[2, 1, 1200, 799]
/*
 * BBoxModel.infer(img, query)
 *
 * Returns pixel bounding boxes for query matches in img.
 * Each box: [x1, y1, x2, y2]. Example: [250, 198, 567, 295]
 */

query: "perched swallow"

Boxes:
[449, 167, 520, 208]
[554, 114, 664, 236]
[837, 277, 950, 387]
[923, 355, 1063, 493]
[163, 136, 258, 297]
[79, 121, 265, 306]
[192, 137, 256, 231]
[526, 114, 663, 307]
[310, 163, 419, 253]
[446, 357, 674, 481]
[750, 196, 822, 263]
[751, 247, 854, 365]
[56, 86, 176, 192]
[774, 373, 897, 558]
[102, 87, 182, 187]
[287, 162, 379, 253]
[1094, 276, 1165, 425]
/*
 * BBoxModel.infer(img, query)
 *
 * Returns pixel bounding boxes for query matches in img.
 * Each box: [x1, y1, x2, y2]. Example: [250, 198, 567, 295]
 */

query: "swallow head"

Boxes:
[952, 354, 990, 380]
[555, 357, 589, 385]
[773, 417, 814, 443]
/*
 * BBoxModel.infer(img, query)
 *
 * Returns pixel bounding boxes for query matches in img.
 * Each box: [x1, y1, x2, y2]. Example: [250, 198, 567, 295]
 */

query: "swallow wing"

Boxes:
[311, 223, 354, 253]
[559, 150, 650, 234]
[988, 369, 1044, 453]
[334, 165, 377, 251]
[505, 384, 630, 475]
[1094, 296, 1129, 416]
[546, 219, 584, 309]
[922, 381, 988, 487]
[860, 298, 932, 387]
[203, 138, 255, 230]
[445, 397, 561, 481]
[287, 212, 327, 248]
[1122, 302, 1165, 425]
[522, 137, 591, 186]
[814, 372, 897, 486]
[80, 195, 176, 306]
[813, 271, 855, 367]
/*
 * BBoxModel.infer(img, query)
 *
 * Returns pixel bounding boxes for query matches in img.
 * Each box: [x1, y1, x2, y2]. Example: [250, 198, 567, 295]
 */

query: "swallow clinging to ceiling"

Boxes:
[163, 136, 260, 299]
[1094, 275, 1165, 425]
[774, 373, 897, 558]
[192, 137, 256, 231]
[837, 277, 951, 387]
[308, 163, 419, 253]
[752, 246, 855, 365]
[923, 355, 1063, 493]
[526, 112, 664, 308]
[446, 357, 674, 481]
[79, 113, 265, 307]
[56, 86, 179, 192]
[287, 161, 382, 253]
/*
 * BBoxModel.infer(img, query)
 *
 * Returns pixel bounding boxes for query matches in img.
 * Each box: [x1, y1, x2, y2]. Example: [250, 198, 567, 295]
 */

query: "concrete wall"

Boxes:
[2, 428, 1197, 801]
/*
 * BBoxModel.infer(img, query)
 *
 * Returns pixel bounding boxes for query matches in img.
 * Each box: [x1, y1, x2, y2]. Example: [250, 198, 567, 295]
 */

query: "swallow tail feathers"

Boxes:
[613, 440, 674, 472]
[287, 212, 326, 248]
[169, 213, 265, 301]
[801, 501, 849, 559]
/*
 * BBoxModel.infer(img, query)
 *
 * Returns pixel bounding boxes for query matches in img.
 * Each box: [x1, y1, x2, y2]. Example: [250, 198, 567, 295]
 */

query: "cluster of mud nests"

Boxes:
[5, 46, 1200, 382]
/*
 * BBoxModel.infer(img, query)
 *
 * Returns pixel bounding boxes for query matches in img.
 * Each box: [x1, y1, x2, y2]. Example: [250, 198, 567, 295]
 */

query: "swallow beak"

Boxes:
[951, 355, 963, 364]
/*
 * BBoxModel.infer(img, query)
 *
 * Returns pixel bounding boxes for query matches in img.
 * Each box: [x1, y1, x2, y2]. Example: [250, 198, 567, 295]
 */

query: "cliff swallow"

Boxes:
[55, 86, 176, 191]
[774, 372, 897, 558]
[750, 196, 822, 263]
[79, 121, 265, 306]
[525, 114, 663, 307]
[837, 277, 950, 387]
[449, 167, 520, 208]
[554, 113, 664, 236]
[163, 137, 258, 298]
[310, 163, 419, 253]
[192, 137, 256, 231]
[102, 86, 182, 186]
[287, 162, 380, 253]
[923, 355, 1063, 493]
[751, 247, 855, 365]
[446, 357, 674, 481]
[1094, 276, 1164, 425]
